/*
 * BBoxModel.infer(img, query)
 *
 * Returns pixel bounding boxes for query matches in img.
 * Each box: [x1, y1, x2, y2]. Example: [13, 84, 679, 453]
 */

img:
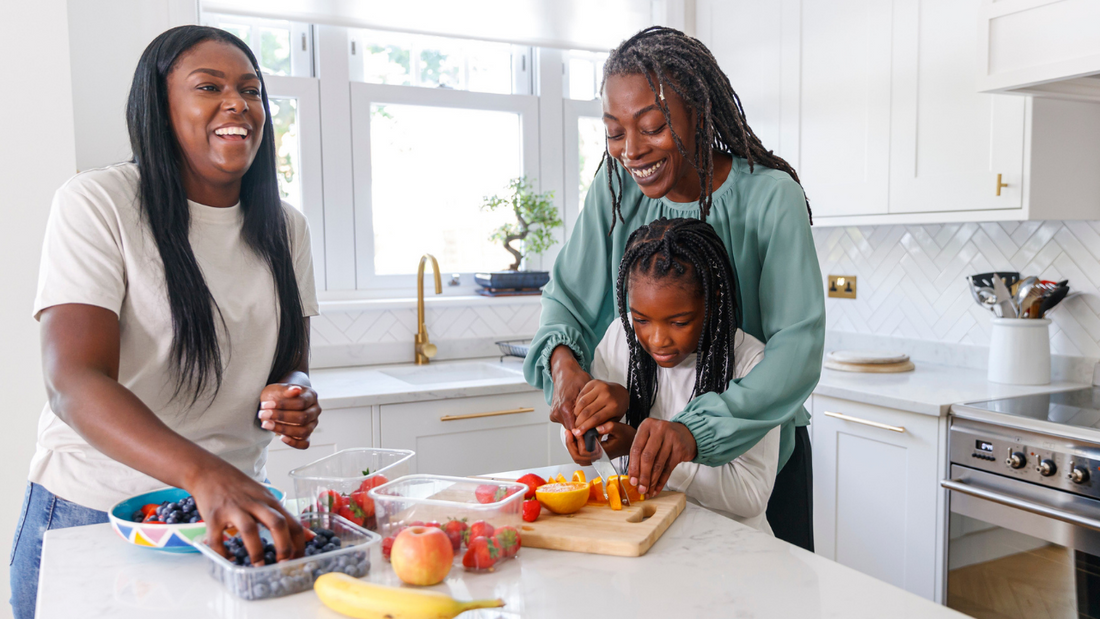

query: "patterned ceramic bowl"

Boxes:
[108, 485, 285, 553]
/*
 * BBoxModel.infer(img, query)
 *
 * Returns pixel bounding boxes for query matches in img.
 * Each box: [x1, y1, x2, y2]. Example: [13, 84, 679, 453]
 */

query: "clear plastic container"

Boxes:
[194, 513, 379, 600]
[369, 475, 526, 566]
[288, 448, 414, 530]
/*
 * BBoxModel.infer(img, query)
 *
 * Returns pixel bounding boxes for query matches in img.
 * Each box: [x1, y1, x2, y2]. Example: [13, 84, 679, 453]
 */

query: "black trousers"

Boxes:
[765, 424, 814, 552]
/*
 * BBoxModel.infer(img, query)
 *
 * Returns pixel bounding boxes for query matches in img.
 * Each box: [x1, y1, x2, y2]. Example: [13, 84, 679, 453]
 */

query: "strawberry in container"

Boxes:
[289, 448, 414, 532]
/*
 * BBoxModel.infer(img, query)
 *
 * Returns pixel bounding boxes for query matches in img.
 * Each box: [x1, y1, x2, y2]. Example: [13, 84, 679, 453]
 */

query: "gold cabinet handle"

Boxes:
[440, 407, 535, 422]
[823, 411, 905, 433]
[996, 173, 1009, 196]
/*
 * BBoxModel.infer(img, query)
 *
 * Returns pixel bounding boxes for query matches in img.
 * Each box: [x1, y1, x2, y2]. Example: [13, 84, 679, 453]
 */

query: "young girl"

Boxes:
[562, 217, 781, 533]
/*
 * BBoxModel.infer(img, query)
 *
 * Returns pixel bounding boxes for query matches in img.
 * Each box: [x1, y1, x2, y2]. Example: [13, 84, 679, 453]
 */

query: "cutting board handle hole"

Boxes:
[626, 504, 656, 523]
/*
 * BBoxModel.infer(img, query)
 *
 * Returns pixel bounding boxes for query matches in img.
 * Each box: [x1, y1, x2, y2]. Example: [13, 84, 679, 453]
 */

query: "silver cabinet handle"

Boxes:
[823, 411, 905, 433]
[440, 407, 535, 422]
[941, 478, 1100, 532]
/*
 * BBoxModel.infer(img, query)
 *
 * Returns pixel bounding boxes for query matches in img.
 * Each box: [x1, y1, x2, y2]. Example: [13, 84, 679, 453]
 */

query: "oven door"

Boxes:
[944, 465, 1100, 618]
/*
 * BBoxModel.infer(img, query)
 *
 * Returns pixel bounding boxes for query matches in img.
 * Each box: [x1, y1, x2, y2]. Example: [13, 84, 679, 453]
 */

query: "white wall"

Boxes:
[68, 0, 198, 171]
[0, 0, 78, 614]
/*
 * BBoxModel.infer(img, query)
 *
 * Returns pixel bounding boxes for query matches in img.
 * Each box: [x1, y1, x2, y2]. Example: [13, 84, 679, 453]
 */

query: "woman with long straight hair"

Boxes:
[10, 26, 320, 617]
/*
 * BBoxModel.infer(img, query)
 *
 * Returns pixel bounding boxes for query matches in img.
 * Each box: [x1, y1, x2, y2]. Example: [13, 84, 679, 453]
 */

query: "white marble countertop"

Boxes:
[311, 357, 535, 409]
[814, 362, 1089, 416]
[37, 464, 966, 619]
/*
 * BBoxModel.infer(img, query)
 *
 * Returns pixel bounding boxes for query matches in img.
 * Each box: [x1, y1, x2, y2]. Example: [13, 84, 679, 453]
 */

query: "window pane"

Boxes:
[353, 29, 513, 94]
[567, 51, 609, 101]
[269, 97, 302, 210]
[370, 104, 521, 275]
[219, 23, 251, 45]
[259, 27, 291, 76]
[578, 116, 605, 209]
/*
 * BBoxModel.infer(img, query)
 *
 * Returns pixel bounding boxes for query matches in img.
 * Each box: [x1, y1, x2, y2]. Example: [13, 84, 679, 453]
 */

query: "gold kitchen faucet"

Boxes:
[415, 253, 442, 365]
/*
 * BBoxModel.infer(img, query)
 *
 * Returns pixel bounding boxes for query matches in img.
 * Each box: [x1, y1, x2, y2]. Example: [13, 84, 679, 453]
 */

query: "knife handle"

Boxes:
[583, 428, 598, 454]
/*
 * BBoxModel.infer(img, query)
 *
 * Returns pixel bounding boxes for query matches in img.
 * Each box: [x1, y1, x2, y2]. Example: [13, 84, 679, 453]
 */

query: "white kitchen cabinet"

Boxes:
[698, 0, 1100, 225]
[265, 405, 375, 494]
[380, 391, 553, 477]
[978, 0, 1100, 100]
[812, 395, 947, 602]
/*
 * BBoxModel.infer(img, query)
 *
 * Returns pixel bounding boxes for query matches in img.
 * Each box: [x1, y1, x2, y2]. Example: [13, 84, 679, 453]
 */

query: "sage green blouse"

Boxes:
[523, 158, 825, 468]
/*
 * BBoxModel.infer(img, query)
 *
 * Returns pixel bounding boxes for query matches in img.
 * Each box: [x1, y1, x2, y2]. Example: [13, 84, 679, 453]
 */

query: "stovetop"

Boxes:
[958, 387, 1100, 434]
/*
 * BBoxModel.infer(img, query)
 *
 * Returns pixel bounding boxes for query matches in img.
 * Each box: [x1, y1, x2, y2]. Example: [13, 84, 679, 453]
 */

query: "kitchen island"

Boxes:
[36, 464, 966, 619]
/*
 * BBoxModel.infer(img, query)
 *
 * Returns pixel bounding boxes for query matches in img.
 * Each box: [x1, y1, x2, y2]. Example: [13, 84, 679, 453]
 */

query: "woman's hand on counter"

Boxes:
[629, 419, 697, 498]
[188, 460, 305, 565]
[258, 383, 321, 449]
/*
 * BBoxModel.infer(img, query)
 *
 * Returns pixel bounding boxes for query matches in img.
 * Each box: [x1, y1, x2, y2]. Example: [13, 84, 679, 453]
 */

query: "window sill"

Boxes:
[318, 294, 544, 313]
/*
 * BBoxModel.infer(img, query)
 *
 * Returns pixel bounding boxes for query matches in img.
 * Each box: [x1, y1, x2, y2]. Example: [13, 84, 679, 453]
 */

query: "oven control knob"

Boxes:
[1007, 452, 1027, 469]
[1037, 459, 1057, 477]
[1071, 466, 1090, 484]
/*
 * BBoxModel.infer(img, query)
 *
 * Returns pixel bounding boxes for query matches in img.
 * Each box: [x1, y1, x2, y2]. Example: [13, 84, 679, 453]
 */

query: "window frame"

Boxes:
[200, 12, 313, 78]
[563, 98, 604, 240]
[348, 81, 541, 294]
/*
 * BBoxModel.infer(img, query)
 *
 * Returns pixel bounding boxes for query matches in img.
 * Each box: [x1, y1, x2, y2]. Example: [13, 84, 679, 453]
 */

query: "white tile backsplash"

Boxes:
[814, 221, 1100, 358]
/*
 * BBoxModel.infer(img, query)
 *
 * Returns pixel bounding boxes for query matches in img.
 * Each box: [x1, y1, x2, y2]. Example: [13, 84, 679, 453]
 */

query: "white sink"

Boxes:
[379, 362, 522, 386]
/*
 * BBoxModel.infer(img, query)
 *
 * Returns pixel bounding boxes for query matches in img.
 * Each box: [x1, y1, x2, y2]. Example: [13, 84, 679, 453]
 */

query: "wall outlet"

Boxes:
[828, 275, 857, 299]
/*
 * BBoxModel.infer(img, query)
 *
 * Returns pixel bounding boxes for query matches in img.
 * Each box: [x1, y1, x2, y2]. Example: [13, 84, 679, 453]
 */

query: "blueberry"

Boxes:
[234, 548, 248, 560]
[131, 510, 143, 522]
[165, 516, 177, 524]
[264, 552, 276, 565]
[304, 546, 316, 556]
[166, 502, 178, 511]
[330, 538, 342, 548]
[322, 543, 335, 552]
[269, 582, 282, 596]
[189, 515, 200, 523]
[319, 528, 335, 539]
[341, 565, 356, 576]
[252, 583, 268, 599]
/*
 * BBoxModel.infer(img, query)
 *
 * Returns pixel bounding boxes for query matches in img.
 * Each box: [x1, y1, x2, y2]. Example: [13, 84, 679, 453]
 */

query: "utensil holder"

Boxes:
[988, 318, 1051, 385]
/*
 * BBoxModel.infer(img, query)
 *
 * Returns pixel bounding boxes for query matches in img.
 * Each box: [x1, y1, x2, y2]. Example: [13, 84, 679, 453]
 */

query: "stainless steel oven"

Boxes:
[946, 390, 1100, 619]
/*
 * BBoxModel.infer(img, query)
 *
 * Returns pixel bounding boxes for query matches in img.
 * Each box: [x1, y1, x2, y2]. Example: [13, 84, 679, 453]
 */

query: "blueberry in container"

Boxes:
[193, 513, 379, 600]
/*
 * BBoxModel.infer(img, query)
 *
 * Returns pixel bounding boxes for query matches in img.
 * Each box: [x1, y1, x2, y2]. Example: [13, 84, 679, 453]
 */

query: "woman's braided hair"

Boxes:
[599, 26, 812, 229]
[616, 217, 742, 428]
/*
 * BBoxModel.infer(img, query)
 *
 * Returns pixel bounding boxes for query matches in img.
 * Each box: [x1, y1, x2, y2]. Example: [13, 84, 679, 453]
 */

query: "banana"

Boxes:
[314, 573, 505, 619]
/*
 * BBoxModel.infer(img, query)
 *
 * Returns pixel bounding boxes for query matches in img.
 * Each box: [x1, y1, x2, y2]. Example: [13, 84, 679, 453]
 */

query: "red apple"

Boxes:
[390, 526, 454, 586]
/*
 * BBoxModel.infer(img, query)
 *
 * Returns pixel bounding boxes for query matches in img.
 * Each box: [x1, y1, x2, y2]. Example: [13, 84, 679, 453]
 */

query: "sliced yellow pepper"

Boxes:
[572, 470, 586, 483]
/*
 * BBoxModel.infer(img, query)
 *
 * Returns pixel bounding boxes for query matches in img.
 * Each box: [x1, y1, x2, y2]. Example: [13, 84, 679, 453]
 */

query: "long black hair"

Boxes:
[126, 25, 306, 403]
[616, 218, 741, 428]
[600, 26, 811, 228]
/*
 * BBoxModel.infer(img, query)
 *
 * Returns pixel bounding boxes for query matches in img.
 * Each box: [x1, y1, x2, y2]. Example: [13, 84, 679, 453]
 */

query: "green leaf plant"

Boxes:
[481, 177, 563, 271]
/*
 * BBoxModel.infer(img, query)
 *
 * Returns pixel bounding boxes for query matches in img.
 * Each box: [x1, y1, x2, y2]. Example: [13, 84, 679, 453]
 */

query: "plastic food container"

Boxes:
[288, 448, 414, 529]
[194, 513, 379, 600]
[369, 475, 526, 564]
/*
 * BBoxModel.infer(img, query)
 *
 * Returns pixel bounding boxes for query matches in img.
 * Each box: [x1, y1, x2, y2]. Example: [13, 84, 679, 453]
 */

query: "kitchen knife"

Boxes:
[584, 428, 623, 503]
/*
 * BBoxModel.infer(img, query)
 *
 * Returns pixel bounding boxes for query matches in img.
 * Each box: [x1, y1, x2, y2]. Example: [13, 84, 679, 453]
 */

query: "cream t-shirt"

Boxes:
[564, 320, 780, 533]
[31, 163, 319, 511]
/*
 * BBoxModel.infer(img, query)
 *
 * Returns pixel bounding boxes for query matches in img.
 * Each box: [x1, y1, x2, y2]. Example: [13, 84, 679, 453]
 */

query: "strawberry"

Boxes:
[423, 521, 442, 529]
[303, 528, 316, 542]
[349, 490, 375, 517]
[358, 474, 388, 494]
[516, 473, 546, 500]
[493, 526, 521, 558]
[475, 484, 508, 504]
[338, 502, 366, 527]
[468, 521, 495, 542]
[522, 499, 541, 523]
[142, 512, 162, 524]
[462, 536, 500, 571]
[317, 489, 346, 513]
[140, 503, 159, 518]
[381, 536, 395, 561]
[443, 519, 468, 552]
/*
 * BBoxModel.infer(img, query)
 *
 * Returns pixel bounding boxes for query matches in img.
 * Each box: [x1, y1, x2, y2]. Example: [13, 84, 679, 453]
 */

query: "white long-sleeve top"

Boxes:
[562, 320, 780, 534]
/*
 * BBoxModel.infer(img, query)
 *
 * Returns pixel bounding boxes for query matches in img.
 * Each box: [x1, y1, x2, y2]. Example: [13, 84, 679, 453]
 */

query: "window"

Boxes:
[577, 116, 606, 209]
[269, 97, 301, 210]
[565, 51, 609, 101]
[201, 13, 312, 78]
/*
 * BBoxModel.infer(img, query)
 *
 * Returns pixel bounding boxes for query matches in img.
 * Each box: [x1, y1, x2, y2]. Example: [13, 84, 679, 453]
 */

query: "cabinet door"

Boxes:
[812, 395, 942, 601]
[889, 0, 1026, 214]
[798, 0, 892, 217]
[380, 392, 551, 477]
[266, 406, 374, 494]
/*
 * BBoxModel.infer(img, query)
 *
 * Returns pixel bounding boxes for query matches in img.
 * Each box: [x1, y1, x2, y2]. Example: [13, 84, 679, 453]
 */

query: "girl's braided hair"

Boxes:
[599, 26, 812, 229]
[617, 217, 741, 428]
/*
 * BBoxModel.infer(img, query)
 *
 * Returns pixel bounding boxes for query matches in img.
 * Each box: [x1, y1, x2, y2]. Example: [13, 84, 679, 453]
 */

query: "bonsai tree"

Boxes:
[481, 177, 563, 271]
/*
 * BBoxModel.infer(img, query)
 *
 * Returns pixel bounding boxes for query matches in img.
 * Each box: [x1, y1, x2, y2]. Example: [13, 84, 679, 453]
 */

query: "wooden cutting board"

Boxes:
[823, 359, 915, 373]
[826, 350, 909, 364]
[519, 491, 687, 557]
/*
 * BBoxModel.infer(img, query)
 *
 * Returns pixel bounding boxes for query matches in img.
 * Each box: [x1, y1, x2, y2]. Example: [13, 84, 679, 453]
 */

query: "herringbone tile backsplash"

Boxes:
[814, 221, 1100, 358]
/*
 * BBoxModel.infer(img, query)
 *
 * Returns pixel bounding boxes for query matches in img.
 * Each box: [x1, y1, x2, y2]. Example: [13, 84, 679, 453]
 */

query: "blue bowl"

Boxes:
[108, 485, 284, 553]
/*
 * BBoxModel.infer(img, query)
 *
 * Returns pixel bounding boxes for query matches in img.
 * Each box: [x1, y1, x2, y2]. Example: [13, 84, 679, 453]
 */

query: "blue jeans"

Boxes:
[9, 482, 108, 619]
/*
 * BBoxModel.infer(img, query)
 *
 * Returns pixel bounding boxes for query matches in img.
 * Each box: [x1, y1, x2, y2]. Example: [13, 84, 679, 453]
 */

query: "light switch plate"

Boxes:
[828, 275, 856, 299]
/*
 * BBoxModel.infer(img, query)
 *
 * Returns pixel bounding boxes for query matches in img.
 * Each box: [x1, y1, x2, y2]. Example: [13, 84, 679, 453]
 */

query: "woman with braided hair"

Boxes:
[559, 218, 779, 532]
[524, 26, 824, 550]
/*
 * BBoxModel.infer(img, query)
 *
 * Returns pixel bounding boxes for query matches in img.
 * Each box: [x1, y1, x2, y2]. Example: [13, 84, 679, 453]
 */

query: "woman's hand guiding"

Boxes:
[258, 384, 321, 449]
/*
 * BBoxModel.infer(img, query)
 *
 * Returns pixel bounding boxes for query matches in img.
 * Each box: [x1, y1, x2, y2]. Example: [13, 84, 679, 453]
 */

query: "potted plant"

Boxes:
[476, 177, 562, 295]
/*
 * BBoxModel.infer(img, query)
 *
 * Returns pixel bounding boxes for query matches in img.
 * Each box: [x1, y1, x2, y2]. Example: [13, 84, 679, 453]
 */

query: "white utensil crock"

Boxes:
[987, 318, 1051, 385]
